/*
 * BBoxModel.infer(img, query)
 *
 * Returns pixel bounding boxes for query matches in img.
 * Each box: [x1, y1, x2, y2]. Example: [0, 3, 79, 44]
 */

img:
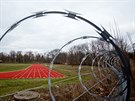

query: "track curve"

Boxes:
[0, 64, 64, 79]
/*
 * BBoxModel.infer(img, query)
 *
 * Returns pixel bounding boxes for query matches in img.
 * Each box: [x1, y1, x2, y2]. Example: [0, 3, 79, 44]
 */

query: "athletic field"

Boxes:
[0, 63, 79, 96]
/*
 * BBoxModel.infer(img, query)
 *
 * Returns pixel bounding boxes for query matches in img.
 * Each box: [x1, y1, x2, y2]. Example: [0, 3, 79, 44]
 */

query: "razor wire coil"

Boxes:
[0, 10, 131, 101]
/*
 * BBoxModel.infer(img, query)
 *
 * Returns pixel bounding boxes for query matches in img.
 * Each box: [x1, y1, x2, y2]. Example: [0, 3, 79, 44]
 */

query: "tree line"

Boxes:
[0, 37, 134, 65]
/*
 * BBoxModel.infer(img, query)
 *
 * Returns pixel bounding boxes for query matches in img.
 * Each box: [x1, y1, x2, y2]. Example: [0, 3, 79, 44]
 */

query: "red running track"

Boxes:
[0, 64, 64, 79]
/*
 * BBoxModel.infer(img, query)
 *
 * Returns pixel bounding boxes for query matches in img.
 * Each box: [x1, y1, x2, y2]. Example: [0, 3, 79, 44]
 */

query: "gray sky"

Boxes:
[0, 0, 135, 53]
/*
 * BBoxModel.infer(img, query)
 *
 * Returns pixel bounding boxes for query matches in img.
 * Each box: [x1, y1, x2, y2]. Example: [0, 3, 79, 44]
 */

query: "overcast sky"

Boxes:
[0, 0, 134, 53]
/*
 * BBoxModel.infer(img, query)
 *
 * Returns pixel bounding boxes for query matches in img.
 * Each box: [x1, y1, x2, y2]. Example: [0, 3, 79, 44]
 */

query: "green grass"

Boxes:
[50, 64, 92, 89]
[0, 63, 91, 97]
[0, 79, 48, 96]
[0, 63, 30, 72]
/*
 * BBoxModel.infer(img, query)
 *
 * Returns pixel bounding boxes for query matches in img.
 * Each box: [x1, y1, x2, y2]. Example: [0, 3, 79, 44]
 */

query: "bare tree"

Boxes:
[10, 50, 16, 62]
[16, 51, 23, 63]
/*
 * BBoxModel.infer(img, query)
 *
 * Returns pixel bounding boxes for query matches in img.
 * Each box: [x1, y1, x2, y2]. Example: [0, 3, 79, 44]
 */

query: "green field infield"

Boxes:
[0, 63, 31, 72]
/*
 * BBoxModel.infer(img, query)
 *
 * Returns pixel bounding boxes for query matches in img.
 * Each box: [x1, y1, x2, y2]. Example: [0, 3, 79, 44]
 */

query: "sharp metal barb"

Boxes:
[0, 10, 131, 101]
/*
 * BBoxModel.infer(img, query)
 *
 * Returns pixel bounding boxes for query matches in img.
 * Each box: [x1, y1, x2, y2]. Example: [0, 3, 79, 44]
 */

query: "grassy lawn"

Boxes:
[0, 79, 48, 96]
[0, 63, 31, 72]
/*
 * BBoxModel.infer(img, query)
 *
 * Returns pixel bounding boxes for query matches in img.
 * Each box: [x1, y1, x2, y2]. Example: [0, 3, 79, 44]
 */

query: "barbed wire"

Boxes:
[0, 10, 132, 101]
